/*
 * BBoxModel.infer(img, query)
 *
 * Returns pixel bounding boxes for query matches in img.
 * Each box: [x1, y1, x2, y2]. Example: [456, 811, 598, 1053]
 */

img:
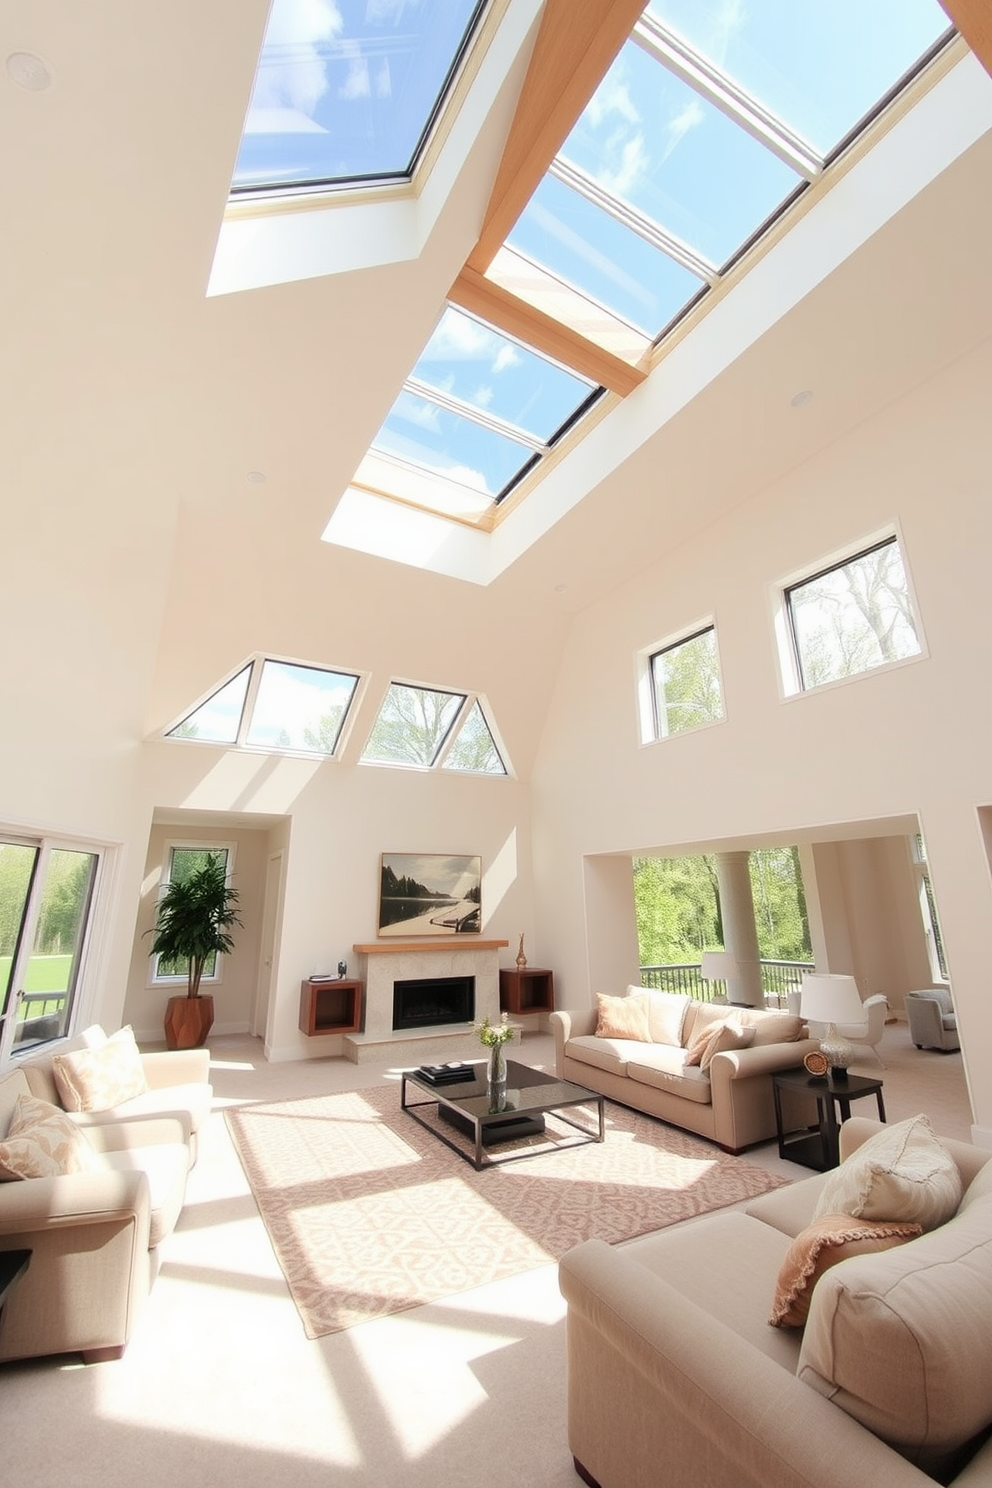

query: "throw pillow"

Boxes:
[641, 989, 688, 1047]
[0, 1093, 99, 1180]
[595, 992, 652, 1043]
[769, 1213, 922, 1328]
[52, 1025, 149, 1113]
[684, 1017, 754, 1069]
[812, 1113, 962, 1231]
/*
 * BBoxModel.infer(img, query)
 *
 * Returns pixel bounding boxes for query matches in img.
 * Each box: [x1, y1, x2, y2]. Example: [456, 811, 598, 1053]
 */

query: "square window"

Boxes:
[644, 625, 725, 741]
[785, 537, 921, 692]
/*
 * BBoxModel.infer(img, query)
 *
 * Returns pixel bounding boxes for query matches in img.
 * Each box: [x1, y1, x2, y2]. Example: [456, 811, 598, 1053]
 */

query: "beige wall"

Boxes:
[123, 819, 273, 1043]
[528, 337, 992, 1139]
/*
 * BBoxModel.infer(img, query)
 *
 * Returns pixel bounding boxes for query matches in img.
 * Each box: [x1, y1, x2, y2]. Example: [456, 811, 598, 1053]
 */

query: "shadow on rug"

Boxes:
[225, 1081, 787, 1338]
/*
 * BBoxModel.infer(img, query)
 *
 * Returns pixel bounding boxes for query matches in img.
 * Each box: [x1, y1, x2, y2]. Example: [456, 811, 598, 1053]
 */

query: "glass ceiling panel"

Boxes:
[245, 660, 358, 753]
[373, 391, 535, 499]
[646, 0, 953, 157]
[168, 666, 251, 744]
[508, 173, 707, 337]
[560, 39, 802, 269]
[232, 0, 484, 192]
[412, 307, 594, 441]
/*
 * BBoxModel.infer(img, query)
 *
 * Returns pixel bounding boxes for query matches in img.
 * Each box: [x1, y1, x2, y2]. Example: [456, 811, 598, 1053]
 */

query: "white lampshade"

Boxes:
[799, 973, 865, 1025]
[701, 951, 737, 982]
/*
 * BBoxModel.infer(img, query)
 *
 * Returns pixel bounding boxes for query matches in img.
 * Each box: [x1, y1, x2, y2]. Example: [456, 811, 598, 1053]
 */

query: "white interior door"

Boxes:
[252, 850, 284, 1040]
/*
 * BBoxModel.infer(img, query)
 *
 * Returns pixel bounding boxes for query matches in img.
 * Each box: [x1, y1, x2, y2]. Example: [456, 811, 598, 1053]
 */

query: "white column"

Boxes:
[714, 852, 764, 1008]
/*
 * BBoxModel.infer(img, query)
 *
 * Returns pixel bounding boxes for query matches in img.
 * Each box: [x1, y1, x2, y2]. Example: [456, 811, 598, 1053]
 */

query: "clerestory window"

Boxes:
[362, 683, 507, 774]
[784, 536, 922, 693]
[645, 625, 725, 741]
[165, 656, 361, 757]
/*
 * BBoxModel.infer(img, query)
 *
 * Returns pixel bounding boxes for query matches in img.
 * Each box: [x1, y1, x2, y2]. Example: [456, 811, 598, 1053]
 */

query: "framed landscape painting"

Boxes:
[378, 853, 481, 937]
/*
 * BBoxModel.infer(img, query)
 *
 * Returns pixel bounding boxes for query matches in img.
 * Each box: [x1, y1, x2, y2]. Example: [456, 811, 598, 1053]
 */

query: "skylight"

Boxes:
[336, 0, 955, 547]
[353, 304, 600, 519]
[232, 0, 487, 193]
[167, 658, 359, 756]
[504, 1, 952, 343]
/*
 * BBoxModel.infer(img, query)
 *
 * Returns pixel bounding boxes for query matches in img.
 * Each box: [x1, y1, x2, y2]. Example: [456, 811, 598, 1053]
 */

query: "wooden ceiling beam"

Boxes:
[938, 1, 992, 78]
[450, 267, 646, 396]
[466, 0, 648, 274]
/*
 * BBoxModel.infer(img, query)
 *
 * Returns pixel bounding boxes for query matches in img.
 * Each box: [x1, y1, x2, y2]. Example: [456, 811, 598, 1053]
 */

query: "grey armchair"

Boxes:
[838, 993, 889, 1067]
[906, 988, 960, 1051]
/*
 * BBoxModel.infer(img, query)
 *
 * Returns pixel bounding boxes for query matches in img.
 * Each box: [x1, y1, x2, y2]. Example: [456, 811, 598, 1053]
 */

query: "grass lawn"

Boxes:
[0, 954, 71, 1016]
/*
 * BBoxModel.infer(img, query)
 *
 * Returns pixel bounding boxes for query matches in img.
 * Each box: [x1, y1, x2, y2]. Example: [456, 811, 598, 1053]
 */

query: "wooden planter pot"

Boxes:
[164, 994, 215, 1051]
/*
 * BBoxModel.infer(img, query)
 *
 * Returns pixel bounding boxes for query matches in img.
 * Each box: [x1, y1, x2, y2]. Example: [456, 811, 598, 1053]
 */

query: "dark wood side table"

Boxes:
[772, 1069, 886, 1171]
[499, 967, 554, 1014]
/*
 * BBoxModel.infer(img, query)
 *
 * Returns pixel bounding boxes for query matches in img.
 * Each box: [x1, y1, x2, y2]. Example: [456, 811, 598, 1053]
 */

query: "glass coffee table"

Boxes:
[401, 1059, 604, 1170]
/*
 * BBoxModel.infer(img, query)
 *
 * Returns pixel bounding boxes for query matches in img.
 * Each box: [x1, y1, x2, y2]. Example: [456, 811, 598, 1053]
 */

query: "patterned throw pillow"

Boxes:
[595, 991, 652, 1042]
[684, 1017, 755, 1070]
[52, 1025, 149, 1113]
[769, 1213, 922, 1328]
[812, 1112, 962, 1231]
[0, 1093, 100, 1181]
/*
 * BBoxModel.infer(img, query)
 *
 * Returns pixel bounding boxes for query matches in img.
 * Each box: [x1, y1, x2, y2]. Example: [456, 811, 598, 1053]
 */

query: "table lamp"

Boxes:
[799, 973, 866, 1078]
[700, 951, 737, 1002]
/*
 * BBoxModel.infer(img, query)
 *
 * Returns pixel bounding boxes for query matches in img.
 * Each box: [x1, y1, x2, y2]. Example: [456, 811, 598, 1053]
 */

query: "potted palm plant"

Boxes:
[147, 853, 243, 1049]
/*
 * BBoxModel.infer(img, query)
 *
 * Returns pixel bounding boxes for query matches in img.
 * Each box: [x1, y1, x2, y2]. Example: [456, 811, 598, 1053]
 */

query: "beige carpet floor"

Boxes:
[226, 1082, 787, 1338]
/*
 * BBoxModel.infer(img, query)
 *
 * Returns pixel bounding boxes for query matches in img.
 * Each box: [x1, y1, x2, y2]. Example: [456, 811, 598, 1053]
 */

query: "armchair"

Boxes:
[838, 993, 889, 1067]
[906, 988, 960, 1051]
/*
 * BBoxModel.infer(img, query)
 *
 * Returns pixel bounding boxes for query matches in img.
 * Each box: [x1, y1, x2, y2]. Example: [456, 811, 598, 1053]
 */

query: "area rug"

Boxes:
[225, 1082, 787, 1339]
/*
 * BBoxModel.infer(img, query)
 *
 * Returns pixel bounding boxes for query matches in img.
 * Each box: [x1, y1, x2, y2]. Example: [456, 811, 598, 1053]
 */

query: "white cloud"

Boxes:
[374, 59, 392, 99]
[423, 309, 498, 363]
[340, 56, 370, 100]
[471, 384, 494, 409]
[492, 345, 519, 374]
[599, 132, 649, 198]
[587, 75, 639, 130]
[250, 0, 342, 120]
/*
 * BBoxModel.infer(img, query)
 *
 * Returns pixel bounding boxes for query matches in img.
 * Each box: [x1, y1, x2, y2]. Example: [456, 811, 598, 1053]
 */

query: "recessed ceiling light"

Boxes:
[790, 389, 814, 409]
[6, 52, 53, 91]
[554, 583, 568, 593]
[246, 470, 267, 484]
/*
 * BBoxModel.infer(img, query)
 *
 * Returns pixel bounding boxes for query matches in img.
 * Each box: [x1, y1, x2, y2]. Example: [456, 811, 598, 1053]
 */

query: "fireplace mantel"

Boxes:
[353, 940, 508, 955]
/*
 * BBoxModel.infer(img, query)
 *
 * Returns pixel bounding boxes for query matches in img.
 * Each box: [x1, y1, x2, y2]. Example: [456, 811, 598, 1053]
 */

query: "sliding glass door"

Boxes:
[0, 835, 100, 1063]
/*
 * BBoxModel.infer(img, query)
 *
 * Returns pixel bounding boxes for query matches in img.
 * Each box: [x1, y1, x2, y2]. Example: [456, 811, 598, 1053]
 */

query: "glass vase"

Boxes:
[487, 1041, 507, 1111]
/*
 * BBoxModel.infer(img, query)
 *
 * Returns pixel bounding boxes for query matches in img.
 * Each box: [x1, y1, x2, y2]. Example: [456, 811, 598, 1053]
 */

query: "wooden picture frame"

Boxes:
[377, 853, 481, 937]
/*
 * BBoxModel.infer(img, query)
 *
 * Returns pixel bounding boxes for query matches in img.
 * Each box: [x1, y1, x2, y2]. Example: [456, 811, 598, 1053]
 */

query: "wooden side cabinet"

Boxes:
[299, 979, 363, 1036]
[499, 967, 554, 1014]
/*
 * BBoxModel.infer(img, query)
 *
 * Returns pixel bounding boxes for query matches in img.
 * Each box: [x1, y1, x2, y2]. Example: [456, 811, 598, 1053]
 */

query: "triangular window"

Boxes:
[165, 657, 359, 757]
[442, 701, 506, 775]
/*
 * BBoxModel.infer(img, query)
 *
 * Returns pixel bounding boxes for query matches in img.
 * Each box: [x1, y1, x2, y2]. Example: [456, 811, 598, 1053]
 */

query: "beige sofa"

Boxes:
[550, 990, 817, 1152]
[0, 1063, 192, 1364]
[19, 1024, 213, 1162]
[559, 1117, 992, 1488]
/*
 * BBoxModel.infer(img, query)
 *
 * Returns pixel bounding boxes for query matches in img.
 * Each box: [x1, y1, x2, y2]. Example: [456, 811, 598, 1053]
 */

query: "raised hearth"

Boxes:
[345, 940, 507, 1065]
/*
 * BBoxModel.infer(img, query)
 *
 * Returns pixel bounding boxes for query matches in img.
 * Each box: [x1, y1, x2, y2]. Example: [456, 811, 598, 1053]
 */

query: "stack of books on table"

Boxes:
[417, 1063, 476, 1086]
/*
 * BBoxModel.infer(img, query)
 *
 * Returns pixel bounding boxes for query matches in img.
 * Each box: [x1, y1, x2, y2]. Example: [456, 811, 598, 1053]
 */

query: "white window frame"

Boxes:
[635, 618, 725, 746]
[161, 653, 368, 760]
[772, 525, 926, 700]
[360, 679, 513, 776]
[148, 841, 238, 989]
[1, 825, 113, 1067]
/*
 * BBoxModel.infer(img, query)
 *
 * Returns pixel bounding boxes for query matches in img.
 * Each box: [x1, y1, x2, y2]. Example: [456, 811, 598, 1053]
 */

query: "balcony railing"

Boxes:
[639, 959, 814, 1007]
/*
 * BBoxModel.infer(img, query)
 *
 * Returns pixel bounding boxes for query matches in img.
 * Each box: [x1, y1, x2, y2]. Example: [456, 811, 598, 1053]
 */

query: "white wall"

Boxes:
[530, 336, 992, 1138]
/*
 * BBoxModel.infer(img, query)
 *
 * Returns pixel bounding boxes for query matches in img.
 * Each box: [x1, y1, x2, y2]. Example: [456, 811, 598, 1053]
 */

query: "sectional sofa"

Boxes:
[559, 1116, 992, 1487]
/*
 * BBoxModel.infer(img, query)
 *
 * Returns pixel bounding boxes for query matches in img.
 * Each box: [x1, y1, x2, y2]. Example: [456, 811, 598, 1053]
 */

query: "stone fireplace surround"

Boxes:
[344, 940, 508, 1066]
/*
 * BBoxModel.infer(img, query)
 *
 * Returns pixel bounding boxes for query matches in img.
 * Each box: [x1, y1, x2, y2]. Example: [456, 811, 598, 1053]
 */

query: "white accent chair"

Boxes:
[836, 993, 889, 1067]
[906, 987, 960, 1051]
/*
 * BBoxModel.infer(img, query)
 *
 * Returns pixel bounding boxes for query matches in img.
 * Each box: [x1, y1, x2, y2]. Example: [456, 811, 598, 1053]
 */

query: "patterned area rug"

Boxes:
[225, 1081, 787, 1339]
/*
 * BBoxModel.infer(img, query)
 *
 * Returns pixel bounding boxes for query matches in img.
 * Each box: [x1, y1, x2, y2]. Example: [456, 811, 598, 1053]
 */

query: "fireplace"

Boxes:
[393, 975, 475, 1031]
